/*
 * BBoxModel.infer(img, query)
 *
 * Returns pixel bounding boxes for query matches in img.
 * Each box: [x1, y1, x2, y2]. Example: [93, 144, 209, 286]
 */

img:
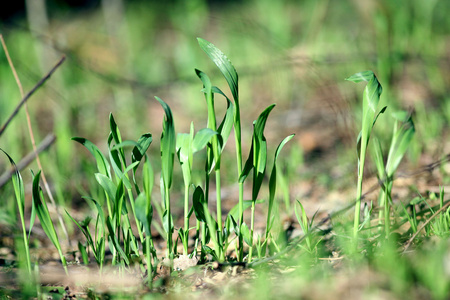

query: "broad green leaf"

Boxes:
[78, 241, 89, 265]
[197, 38, 239, 102]
[274, 134, 295, 161]
[176, 132, 192, 166]
[386, 112, 415, 176]
[156, 96, 176, 190]
[143, 156, 154, 202]
[196, 69, 217, 133]
[132, 133, 152, 162]
[32, 171, 60, 251]
[135, 192, 153, 236]
[228, 199, 264, 221]
[1, 149, 25, 214]
[72, 137, 111, 178]
[95, 173, 116, 205]
[66, 210, 94, 249]
[266, 135, 295, 238]
[162, 210, 174, 234]
[109, 113, 122, 145]
[251, 104, 276, 200]
[240, 222, 252, 246]
[114, 180, 127, 222]
[106, 217, 129, 265]
[210, 86, 234, 152]
[192, 128, 217, 153]
[176, 124, 194, 187]
[217, 96, 234, 152]
[346, 70, 383, 152]
[109, 146, 124, 179]
[111, 140, 139, 151]
[192, 186, 206, 222]
[239, 142, 254, 183]
[372, 137, 386, 179]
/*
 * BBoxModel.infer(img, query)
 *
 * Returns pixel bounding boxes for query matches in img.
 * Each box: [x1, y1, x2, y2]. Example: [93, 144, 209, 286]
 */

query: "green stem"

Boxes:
[248, 201, 256, 263]
[165, 185, 173, 258]
[183, 183, 190, 255]
[354, 141, 368, 241]
[234, 101, 244, 261]
[145, 237, 152, 289]
[17, 203, 31, 274]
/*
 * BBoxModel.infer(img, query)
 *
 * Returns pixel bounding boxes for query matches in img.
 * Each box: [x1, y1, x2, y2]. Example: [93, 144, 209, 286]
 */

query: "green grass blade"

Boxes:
[346, 70, 383, 241]
[1, 149, 32, 274]
[106, 217, 130, 265]
[386, 111, 415, 176]
[72, 137, 111, 178]
[266, 135, 295, 240]
[252, 104, 276, 199]
[176, 131, 193, 186]
[192, 128, 217, 153]
[135, 192, 153, 236]
[95, 173, 116, 206]
[155, 96, 176, 190]
[192, 185, 206, 223]
[197, 38, 238, 102]
[132, 133, 153, 163]
[32, 171, 67, 272]
[109, 113, 123, 145]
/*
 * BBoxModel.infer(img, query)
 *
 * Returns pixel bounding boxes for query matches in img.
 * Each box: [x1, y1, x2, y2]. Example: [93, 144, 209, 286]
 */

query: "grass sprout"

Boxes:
[346, 70, 385, 242]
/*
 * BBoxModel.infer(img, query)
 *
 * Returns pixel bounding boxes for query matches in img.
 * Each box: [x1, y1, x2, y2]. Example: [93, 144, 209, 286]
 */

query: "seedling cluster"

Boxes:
[3, 37, 450, 299]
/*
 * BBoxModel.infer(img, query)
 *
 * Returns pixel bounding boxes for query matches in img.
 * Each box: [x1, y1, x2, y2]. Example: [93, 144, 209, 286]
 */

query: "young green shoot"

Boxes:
[197, 38, 245, 261]
[373, 111, 415, 236]
[32, 171, 68, 274]
[240, 104, 275, 262]
[346, 70, 384, 242]
[156, 96, 176, 258]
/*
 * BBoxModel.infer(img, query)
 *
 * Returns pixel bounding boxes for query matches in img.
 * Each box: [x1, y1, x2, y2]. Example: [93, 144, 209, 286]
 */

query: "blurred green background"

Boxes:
[0, 0, 449, 216]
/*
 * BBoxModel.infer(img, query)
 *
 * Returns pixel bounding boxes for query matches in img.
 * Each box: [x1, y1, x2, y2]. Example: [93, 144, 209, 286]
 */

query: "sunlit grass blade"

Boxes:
[198, 38, 246, 260]
[196, 68, 225, 259]
[197, 38, 238, 102]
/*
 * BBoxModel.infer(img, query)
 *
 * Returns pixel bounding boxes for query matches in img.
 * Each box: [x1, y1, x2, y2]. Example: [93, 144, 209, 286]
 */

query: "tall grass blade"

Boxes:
[32, 171, 67, 273]
[155, 96, 176, 257]
[346, 70, 383, 241]
[265, 134, 295, 247]
[72, 137, 111, 178]
[197, 38, 238, 102]
[1, 149, 33, 274]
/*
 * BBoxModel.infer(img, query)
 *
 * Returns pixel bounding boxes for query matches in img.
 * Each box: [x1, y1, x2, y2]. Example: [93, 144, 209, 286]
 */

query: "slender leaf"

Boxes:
[193, 186, 206, 222]
[197, 38, 238, 102]
[72, 137, 111, 178]
[156, 96, 176, 189]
